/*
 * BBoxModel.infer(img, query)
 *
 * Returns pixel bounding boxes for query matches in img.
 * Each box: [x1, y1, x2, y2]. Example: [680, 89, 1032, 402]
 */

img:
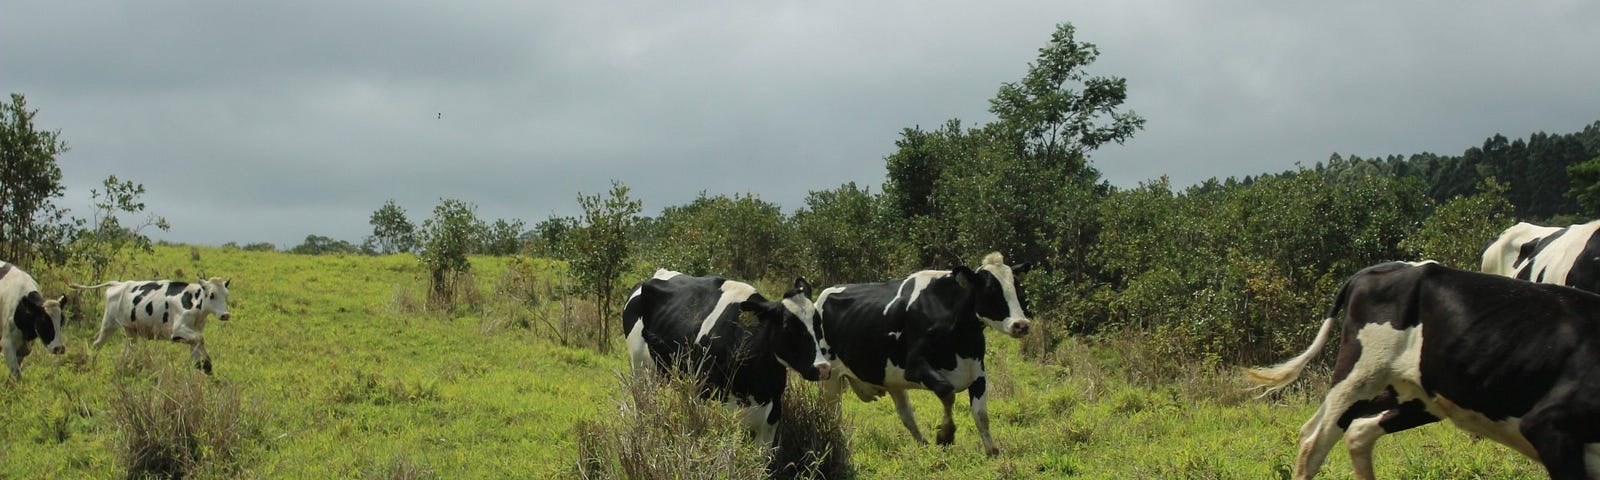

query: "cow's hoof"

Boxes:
[198, 360, 213, 375]
[986, 446, 1000, 457]
[936, 423, 955, 446]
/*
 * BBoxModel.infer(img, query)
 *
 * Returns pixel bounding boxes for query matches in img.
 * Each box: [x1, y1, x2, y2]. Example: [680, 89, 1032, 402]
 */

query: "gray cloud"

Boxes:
[4, 1, 1597, 247]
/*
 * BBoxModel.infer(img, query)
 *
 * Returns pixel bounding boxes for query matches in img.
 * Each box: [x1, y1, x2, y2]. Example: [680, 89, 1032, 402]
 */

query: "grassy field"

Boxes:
[0, 246, 1546, 478]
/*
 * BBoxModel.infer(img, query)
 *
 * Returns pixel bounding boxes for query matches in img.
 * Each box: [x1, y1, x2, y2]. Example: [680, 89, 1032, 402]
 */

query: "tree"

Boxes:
[1566, 154, 1600, 217]
[0, 93, 71, 268]
[417, 199, 480, 296]
[643, 192, 791, 280]
[792, 182, 900, 285]
[75, 175, 170, 280]
[1404, 178, 1515, 268]
[569, 181, 641, 352]
[477, 218, 526, 256]
[366, 199, 417, 254]
[290, 234, 361, 255]
[529, 215, 577, 258]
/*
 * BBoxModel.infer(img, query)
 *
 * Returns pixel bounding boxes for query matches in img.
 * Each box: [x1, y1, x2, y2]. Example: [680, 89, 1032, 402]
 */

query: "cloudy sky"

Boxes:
[4, 1, 1598, 248]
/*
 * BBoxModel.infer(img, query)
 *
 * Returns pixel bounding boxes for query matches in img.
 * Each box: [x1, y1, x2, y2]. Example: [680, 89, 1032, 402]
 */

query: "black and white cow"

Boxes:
[816, 252, 1030, 456]
[622, 269, 830, 445]
[1481, 220, 1600, 292]
[0, 261, 68, 381]
[1247, 261, 1600, 480]
[76, 277, 233, 374]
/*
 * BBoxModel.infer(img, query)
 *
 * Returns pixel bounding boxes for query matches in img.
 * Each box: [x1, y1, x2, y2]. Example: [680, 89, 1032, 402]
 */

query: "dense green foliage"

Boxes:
[568, 181, 642, 351]
[1, 93, 71, 268]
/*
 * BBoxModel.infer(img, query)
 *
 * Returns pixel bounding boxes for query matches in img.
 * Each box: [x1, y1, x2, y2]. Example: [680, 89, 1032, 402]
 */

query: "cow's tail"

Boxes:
[70, 282, 119, 290]
[1242, 272, 1358, 396]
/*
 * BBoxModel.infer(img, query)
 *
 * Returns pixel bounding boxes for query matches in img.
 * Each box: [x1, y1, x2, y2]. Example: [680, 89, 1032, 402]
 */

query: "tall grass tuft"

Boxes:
[109, 366, 261, 479]
[573, 367, 768, 479]
[770, 379, 853, 480]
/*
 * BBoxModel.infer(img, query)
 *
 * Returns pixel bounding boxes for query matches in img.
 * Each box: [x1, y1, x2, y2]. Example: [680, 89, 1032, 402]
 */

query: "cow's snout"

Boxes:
[219, 313, 232, 322]
[1008, 319, 1031, 338]
[815, 363, 832, 381]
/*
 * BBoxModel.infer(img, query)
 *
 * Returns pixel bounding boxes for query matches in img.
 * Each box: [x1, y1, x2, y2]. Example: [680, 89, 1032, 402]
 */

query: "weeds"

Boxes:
[109, 366, 261, 479]
[574, 368, 768, 480]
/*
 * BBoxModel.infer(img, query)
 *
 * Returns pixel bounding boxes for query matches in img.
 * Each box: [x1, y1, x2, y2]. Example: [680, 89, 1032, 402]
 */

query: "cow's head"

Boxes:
[954, 252, 1031, 338]
[743, 277, 831, 382]
[198, 276, 232, 321]
[14, 292, 68, 355]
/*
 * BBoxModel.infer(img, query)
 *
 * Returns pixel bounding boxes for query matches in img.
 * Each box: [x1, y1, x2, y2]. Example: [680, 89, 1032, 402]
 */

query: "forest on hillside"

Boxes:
[6, 24, 1600, 368]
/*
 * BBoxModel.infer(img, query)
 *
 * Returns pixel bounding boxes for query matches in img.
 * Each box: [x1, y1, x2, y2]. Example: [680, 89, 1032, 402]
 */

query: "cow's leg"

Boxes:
[624, 320, 652, 375]
[181, 336, 212, 375]
[888, 388, 928, 444]
[738, 400, 779, 447]
[3, 338, 21, 381]
[90, 312, 120, 350]
[1521, 404, 1591, 480]
[934, 389, 956, 446]
[969, 376, 999, 456]
[1344, 393, 1438, 480]
[1294, 374, 1386, 480]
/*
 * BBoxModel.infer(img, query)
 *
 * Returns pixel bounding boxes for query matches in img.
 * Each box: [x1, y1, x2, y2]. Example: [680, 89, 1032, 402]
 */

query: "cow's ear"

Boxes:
[1012, 262, 1032, 275]
[738, 298, 778, 321]
[224, 278, 231, 288]
[951, 266, 976, 289]
[793, 277, 812, 297]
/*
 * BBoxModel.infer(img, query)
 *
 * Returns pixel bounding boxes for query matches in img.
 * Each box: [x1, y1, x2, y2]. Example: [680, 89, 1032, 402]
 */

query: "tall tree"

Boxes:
[418, 198, 480, 295]
[366, 199, 417, 254]
[569, 181, 641, 352]
[0, 93, 71, 268]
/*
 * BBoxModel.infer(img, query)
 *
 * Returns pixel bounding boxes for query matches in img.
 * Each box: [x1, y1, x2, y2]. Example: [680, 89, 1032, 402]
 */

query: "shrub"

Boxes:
[573, 368, 767, 479]
[770, 379, 853, 480]
[109, 367, 261, 479]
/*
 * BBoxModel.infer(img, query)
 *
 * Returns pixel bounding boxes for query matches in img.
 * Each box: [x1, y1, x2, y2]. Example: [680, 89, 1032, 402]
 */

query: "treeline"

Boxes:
[354, 24, 1598, 365]
[1247, 122, 1600, 219]
[10, 23, 1600, 366]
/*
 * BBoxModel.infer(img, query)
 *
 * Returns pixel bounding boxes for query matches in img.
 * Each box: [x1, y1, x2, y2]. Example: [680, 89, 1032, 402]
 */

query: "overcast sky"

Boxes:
[4, 1, 1598, 248]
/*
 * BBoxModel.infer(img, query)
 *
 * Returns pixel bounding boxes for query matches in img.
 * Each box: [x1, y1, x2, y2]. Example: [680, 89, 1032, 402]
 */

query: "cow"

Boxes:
[621, 269, 830, 446]
[0, 261, 69, 381]
[1305, 220, 1600, 477]
[1246, 261, 1600, 480]
[1481, 220, 1600, 292]
[76, 277, 233, 374]
[816, 252, 1031, 456]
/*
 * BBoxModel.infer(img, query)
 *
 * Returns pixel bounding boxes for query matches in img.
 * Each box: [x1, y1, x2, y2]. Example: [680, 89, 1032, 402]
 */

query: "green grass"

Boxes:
[0, 246, 1547, 478]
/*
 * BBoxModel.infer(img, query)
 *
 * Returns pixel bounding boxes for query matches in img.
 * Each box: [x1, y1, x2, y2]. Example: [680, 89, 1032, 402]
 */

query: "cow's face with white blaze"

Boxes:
[958, 252, 1032, 338]
[199, 277, 232, 322]
[748, 277, 830, 381]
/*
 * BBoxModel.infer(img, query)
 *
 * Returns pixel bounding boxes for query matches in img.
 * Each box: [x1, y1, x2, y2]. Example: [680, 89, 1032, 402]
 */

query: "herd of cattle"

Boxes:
[4, 220, 1600, 478]
[0, 265, 232, 379]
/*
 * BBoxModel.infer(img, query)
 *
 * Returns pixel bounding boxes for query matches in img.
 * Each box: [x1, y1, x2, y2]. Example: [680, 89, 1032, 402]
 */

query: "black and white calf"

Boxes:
[622, 270, 830, 445]
[816, 252, 1030, 456]
[1247, 261, 1600, 480]
[0, 261, 68, 380]
[1481, 220, 1600, 292]
[77, 277, 233, 374]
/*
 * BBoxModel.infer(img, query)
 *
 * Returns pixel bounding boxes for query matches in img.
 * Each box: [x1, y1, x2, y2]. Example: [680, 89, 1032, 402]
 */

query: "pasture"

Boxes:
[1, 246, 1545, 478]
